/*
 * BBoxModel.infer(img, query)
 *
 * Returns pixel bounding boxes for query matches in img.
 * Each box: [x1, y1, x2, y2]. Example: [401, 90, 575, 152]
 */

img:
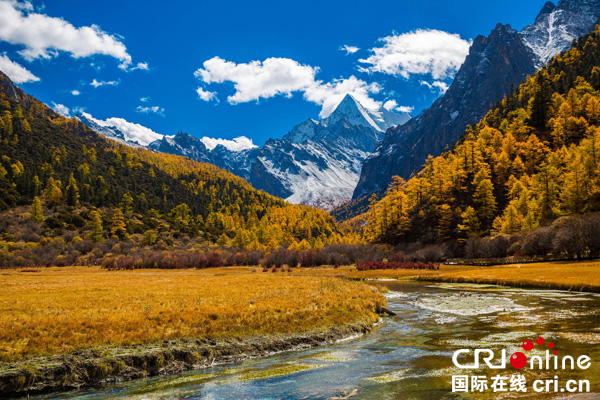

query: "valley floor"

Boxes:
[1, 260, 599, 396]
[0, 267, 384, 396]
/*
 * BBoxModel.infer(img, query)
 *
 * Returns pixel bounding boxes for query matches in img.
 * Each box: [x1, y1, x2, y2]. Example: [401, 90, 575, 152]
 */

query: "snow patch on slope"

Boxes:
[258, 140, 371, 210]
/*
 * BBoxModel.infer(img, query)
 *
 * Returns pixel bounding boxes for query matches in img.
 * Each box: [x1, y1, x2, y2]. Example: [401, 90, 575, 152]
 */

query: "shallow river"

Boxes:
[29, 282, 600, 399]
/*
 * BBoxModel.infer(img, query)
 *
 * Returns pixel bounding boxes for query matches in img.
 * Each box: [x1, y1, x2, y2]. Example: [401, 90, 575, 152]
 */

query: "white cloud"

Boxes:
[340, 45, 360, 55]
[140, 96, 149, 102]
[80, 112, 163, 146]
[359, 29, 470, 80]
[196, 87, 217, 102]
[200, 136, 257, 152]
[90, 62, 103, 71]
[420, 80, 449, 95]
[0, 0, 132, 65]
[383, 99, 398, 111]
[383, 99, 414, 114]
[136, 105, 165, 116]
[397, 105, 414, 114]
[90, 78, 119, 88]
[128, 62, 148, 71]
[120, 61, 149, 72]
[195, 57, 317, 104]
[11, 1, 33, 12]
[51, 102, 70, 116]
[71, 89, 80, 95]
[0, 53, 39, 83]
[194, 56, 382, 117]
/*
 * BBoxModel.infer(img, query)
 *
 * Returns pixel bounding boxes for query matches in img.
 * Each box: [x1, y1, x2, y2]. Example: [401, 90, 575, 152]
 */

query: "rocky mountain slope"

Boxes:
[352, 0, 600, 201]
[364, 24, 600, 246]
[521, 0, 600, 68]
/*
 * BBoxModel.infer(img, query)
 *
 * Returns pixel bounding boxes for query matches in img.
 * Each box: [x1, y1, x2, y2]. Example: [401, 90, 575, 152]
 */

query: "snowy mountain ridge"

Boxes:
[74, 93, 411, 210]
[520, 0, 600, 68]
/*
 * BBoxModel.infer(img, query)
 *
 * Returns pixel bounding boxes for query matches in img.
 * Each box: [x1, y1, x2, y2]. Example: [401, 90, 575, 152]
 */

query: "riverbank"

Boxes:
[0, 322, 375, 397]
[0, 267, 385, 397]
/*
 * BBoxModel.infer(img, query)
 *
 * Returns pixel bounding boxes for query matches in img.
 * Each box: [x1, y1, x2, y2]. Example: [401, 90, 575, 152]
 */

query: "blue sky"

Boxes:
[0, 0, 549, 148]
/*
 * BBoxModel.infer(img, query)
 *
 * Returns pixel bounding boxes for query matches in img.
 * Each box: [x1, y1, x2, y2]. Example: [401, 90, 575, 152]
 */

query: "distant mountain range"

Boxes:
[147, 94, 410, 210]
[352, 0, 600, 202]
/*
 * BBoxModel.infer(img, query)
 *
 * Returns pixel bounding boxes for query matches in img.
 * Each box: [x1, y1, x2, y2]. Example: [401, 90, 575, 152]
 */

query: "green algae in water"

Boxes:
[127, 372, 214, 395]
[238, 364, 317, 382]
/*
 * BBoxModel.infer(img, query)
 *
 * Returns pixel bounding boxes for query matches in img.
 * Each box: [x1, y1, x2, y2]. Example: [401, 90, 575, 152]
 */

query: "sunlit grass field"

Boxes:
[0, 267, 384, 361]
[295, 261, 600, 291]
[2, 260, 597, 362]
[424, 260, 600, 291]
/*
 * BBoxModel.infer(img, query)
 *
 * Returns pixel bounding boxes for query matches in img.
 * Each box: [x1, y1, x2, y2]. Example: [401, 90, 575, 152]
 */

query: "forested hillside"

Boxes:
[0, 71, 338, 261]
[365, 26, 600, 248]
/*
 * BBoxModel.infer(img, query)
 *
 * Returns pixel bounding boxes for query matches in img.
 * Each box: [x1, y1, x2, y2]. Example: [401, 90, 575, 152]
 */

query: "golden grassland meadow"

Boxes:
[0, 267, 385, 361]
[2, 260, 600, 364]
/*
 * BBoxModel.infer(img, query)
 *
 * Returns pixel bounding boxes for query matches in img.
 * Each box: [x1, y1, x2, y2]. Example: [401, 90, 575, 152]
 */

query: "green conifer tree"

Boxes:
[30, 196, 44, 222]
[87, 211, 104, 243]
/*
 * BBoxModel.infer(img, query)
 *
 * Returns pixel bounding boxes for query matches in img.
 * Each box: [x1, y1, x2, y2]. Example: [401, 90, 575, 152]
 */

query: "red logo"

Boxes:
[510, 336, 557, 369]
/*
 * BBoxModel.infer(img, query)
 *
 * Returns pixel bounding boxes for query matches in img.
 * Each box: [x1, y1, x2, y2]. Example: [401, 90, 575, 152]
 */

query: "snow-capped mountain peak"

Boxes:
[284, 94, 411, 143]
[323, 94, 383, 131]
[324, 94, 411, 133]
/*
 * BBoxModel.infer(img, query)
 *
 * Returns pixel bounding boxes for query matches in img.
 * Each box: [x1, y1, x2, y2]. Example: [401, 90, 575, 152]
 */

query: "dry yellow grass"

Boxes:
[423, 260, 600, 291]
[292, 265, 466, 280]
[3, 260, 595, 361]
[294, 261, 600, 292]
[0, 267, 384, 361]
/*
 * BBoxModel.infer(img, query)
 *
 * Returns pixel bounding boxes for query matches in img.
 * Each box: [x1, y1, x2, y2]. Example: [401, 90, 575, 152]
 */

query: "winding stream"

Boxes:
[27, 282, 600, 399]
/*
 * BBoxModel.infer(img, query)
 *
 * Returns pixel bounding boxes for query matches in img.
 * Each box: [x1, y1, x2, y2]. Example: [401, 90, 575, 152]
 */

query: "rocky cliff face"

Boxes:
[354, 24, 536, 199]
[0, 71, 30, 108]
[352, 0, 600, 201]
[521, 0, 600, 68]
